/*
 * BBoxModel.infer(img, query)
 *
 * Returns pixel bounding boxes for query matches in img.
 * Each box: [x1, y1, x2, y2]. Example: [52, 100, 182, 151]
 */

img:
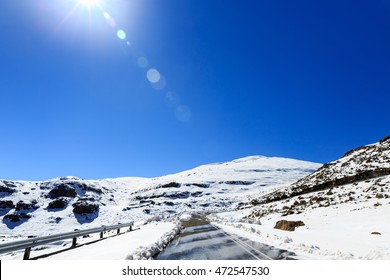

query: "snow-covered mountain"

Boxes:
[0, 156, 320, 240]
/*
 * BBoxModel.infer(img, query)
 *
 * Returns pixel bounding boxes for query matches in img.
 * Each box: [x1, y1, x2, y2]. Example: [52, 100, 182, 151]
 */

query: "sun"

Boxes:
[78, 0, 101, 8]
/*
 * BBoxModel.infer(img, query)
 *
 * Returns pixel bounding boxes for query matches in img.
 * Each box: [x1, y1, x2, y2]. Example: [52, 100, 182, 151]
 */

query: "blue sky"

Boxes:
[1, 0, 389, 180]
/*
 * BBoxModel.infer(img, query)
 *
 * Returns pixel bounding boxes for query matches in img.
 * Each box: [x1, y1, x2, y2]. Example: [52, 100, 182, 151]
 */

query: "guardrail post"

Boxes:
[117, 228, 120, 234]
[23, 247, 31, 260]
[129, 225, 132, 231]
[72, 237, 77, 247]
[72, 229, 79, 247]
[100, 232, 104, 239]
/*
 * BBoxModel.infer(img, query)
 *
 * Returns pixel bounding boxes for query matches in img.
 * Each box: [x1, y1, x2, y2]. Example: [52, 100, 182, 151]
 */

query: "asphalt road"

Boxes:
[155, 216, 295, 260]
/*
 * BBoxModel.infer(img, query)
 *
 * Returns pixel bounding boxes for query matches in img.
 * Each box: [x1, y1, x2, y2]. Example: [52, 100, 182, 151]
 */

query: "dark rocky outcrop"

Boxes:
[47, 199, 68, 209]
[2, 181, 19, 189]
[15, 200, 39, 211]
[0, 200, 15, 209]
[191, 191, 203, 197]
[223, 181, 255, 185]
[136, 191, 190, 201]
[3, 213, 31, 222]
[78, 183, 103, 194]
[158, 182, 181, 189]
[163, 201, 175, 206]
[48, 184, 77, 199]
[190, 183, 210, 188]
[274, 220, 305, 231]
[72, 200, 99, 215]
[0, 185, 16, 194]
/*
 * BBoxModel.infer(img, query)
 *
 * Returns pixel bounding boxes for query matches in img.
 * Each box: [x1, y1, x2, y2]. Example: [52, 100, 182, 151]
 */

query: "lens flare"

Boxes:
[104, 12, 116, 27]
[146, 68, 161, 83]
[175, 105, 192, 122]
[137, 57, 149, 68]
[117, 29, 127, 40]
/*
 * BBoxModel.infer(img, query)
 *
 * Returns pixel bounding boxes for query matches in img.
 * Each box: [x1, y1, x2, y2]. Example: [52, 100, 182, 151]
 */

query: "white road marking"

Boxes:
[210, 224, 273, 260]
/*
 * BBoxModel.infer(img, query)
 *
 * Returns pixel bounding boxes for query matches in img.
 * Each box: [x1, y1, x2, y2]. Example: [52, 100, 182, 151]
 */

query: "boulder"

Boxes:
[274, 220, 305, 231]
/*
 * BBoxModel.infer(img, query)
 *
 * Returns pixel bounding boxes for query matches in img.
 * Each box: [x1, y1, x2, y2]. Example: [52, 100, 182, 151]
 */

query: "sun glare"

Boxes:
[79, 0, 101, 8]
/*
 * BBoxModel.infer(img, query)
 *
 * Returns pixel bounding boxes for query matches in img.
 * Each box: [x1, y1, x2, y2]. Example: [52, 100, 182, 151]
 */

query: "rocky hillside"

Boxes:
[0, 156, 320, 240]
[248, 136, 390, 219]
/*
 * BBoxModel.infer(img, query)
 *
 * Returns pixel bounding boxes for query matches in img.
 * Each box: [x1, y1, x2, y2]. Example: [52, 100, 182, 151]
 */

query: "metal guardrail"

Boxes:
[0, 222, 133, 260]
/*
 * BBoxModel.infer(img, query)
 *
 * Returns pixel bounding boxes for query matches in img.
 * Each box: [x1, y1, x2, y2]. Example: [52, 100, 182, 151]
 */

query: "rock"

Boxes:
[72, 201, 99, 215]
[3, 213, 31, 222]
[379, 135, 390, 143]
[371, 232, 381, 235]
[159, 182, 181, 189]
[163, 201, 175, 206]
[0, 185, 16, 194]
[80, 184, 103, 195]
[0, 200, 15, 209]
[376, 193, 384, 199]
[48, 184, 77, 199]
[15, 201, 39, 211]
[190, 191, 203, 197]
[166, 191, 190, 199]
[47, 199, 68, 209]
[224, 181, 255, 185]
[274, 220, 305, 231]
[191, 183, 210, 188]
[3, 214, 21, 222]
[58, 176, 81, 181]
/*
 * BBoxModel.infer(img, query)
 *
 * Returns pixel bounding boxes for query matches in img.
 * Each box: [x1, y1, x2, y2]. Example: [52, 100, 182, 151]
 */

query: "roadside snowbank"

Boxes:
[127, 223, 182, 260]
[212, 201, 390, 260]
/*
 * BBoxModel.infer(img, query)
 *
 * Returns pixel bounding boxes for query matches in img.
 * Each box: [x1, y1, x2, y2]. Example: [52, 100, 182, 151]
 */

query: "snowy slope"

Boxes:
[250, 136, 390, 206]
[213, 136, 390, 259]
[0, 156, 320, 242]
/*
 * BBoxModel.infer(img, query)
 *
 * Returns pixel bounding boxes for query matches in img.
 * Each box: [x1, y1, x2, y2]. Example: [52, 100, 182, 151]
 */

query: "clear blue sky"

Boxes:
[1, 0, 389, 180]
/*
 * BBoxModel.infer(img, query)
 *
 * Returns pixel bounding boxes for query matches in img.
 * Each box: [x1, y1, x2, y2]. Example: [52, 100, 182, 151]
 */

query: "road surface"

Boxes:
[155, 216, 295, 260]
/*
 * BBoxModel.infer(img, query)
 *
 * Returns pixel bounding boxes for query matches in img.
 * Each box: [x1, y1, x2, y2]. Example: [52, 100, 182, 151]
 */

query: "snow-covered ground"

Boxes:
[212, 175, 390, 260]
